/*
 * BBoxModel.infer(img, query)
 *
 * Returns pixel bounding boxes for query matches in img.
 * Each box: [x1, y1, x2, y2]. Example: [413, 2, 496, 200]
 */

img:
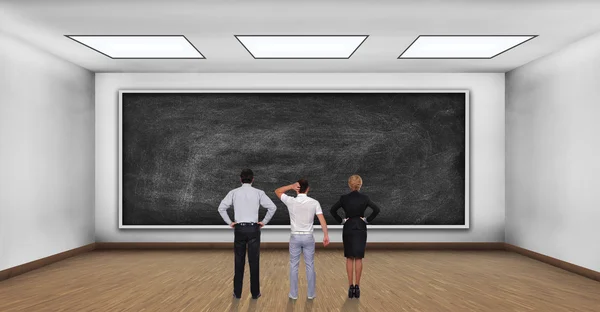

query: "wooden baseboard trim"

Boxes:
[96, 242, 245, 249]
[0, 243, 96, 282]
[95, 242, 505, 250]
[96, 242, 316, 250]
[505, 243, 600, 282]
[367, 242, 505, 250]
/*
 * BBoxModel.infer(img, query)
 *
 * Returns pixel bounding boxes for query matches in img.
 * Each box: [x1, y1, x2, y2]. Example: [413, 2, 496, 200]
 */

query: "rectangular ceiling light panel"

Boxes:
[66, 35, 204, 59]
[235, 35, 368, 59]
[399, 35, 536, 59]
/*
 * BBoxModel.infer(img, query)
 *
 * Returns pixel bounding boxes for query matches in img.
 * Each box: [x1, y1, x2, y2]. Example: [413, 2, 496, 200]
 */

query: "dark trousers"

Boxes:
[233, 224, 261, 297]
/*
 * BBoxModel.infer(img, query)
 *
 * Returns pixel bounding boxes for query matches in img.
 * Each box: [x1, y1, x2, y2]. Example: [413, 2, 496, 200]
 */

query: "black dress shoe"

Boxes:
[348, 285, 355, 298]
[252, 293, 261, 299]
[233, 293, 241, 299]
[353, 285, 360, 298]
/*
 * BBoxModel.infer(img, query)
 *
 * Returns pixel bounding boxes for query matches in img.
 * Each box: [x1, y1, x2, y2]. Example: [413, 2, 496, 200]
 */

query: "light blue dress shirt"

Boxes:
[218, 183, 277, 225]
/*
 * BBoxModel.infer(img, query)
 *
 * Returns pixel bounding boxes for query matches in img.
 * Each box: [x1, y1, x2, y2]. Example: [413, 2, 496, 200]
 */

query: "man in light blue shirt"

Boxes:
[218, 169, 277, 299]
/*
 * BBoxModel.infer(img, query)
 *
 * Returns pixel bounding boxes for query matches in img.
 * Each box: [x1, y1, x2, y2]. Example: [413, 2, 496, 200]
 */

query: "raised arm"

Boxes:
[365, 197, 381, 223]
[275, 182, 300, 199]
[217, 191, 234, 226]
[259, 191, 277, 225]
[330, 198, 344, 224]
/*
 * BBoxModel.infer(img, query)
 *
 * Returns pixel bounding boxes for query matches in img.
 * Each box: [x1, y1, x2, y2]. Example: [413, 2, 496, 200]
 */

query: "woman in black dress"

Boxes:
[330, 175, 381, 299]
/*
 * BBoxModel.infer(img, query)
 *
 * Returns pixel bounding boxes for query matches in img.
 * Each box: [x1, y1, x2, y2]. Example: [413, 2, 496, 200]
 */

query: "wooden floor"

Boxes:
[0, 250, 599, 311]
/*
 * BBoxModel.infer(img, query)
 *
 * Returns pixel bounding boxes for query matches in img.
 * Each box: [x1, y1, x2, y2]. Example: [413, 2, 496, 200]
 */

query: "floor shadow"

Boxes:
[341, 298, 360, 312]
[304, 299, 314, 312]
[228, 297, 240, 312]
[286, 298, 297, 312]
[246, 298, 258, 312]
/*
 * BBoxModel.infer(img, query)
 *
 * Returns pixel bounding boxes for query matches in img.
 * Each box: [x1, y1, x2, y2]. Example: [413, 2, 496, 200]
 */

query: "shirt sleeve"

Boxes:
[280, 193, 292, 206]
[217, 191, 234, 225]
[330, 197, 343, 224]
[366, 196, 381, 223]
[315, 201, 323, 215]
[260, 191, 277, 224]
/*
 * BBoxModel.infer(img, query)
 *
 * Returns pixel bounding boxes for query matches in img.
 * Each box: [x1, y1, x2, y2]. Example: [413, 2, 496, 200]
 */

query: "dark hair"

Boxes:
[297, 178, 309, 193]
[240, 169, 254, 183]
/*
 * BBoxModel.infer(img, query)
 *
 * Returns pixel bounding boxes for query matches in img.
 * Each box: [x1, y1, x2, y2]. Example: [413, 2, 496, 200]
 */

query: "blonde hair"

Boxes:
[348, 175, 363, 191]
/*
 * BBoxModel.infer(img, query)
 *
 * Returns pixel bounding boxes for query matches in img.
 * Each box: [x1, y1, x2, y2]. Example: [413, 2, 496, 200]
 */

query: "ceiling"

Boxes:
[2, 0, 600, 73]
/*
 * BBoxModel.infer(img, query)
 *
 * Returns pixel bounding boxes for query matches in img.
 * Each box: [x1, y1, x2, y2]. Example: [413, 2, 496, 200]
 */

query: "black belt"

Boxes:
[236, 222, 258, 226]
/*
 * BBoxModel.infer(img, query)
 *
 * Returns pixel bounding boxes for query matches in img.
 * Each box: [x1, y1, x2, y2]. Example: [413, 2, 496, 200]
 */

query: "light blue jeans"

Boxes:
[289, 234, 316, 298]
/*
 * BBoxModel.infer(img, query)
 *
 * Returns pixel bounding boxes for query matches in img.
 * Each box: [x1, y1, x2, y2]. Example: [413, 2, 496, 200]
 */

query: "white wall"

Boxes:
[506, 31, 600, 272]
[0, 31, 95, 271]
[96, 73, 505, 243]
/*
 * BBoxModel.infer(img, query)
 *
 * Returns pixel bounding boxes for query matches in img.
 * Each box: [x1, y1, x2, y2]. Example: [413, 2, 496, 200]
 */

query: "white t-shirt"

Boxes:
[280, 193, 323, 233]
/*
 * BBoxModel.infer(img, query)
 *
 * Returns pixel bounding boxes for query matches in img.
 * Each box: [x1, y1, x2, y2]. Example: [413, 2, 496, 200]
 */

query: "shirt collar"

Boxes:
[297, 193, 307, 197]
[241, 183, 252, 187]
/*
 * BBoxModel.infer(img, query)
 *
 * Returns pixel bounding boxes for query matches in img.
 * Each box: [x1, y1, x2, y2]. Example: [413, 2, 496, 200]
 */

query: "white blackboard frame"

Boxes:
[118, 89, 470, 229]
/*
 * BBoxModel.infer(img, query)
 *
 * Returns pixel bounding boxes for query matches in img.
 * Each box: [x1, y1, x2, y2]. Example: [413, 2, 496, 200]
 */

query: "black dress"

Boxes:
[330, 191, 381, 258]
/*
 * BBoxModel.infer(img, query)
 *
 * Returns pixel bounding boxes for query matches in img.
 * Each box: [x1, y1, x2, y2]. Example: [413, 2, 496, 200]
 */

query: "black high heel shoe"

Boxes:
[348, 285, 355, 298]
[353, 285, 360, 298]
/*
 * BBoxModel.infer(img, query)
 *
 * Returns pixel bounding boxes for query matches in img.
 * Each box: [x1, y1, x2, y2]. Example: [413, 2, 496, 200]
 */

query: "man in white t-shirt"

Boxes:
[275, 179, 330, 300]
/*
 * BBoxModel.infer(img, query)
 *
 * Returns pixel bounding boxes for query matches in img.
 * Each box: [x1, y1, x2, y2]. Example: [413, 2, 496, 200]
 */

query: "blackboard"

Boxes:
[119, 91, 468, 228]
